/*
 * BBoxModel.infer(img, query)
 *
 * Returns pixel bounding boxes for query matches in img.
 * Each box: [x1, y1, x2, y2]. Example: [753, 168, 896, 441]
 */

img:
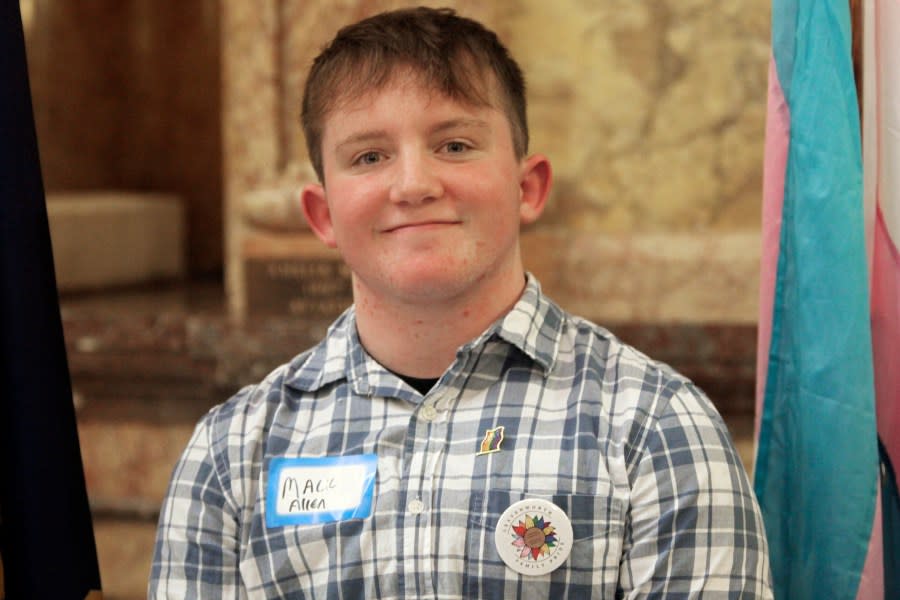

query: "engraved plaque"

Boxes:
[245, 257, 352, 319]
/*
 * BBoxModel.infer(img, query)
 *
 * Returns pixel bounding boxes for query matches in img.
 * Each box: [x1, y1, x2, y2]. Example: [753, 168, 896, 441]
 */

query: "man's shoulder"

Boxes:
[561, 311, 689, 384]
[554, 309, 716, 423]
[200, 342, 324, 434]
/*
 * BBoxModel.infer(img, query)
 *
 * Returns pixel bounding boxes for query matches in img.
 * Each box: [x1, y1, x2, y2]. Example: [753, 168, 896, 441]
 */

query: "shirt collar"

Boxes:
[284, 274, 565, 394]
[472, 273, 563, 375]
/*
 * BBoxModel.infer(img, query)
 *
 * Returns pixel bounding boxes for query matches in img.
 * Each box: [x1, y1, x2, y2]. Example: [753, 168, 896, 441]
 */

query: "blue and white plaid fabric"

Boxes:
[150, 277, 772, 598]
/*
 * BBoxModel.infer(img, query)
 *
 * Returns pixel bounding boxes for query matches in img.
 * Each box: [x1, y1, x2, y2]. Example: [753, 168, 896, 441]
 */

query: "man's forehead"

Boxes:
[324, 65, 501, 121]
[321, 88, 495, 153]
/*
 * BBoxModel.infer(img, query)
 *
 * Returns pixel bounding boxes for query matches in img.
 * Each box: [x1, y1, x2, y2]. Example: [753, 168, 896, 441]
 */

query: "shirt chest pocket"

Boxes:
[462, 490, 626, 599]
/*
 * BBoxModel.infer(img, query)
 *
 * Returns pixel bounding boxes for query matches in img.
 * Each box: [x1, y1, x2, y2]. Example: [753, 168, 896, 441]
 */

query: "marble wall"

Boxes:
[25, 0, 223, 274]
[224, 0, 770, 325]
[23, 0, 770, 315]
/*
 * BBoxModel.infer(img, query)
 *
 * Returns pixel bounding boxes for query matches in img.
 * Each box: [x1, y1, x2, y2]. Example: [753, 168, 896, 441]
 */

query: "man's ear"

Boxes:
[519, 154, 552, 225]
[300, 183, 337, 248]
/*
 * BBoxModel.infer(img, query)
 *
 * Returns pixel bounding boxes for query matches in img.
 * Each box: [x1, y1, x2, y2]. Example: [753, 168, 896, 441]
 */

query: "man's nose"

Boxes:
[389, 151, 443, 205]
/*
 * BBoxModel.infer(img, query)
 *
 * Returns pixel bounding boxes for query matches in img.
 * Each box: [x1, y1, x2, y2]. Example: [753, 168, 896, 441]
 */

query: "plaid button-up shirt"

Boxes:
[150, 277, 772, 599]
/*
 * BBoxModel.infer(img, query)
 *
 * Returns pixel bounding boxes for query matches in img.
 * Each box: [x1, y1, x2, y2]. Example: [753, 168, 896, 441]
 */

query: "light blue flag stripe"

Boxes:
[754, 1, 879, 599]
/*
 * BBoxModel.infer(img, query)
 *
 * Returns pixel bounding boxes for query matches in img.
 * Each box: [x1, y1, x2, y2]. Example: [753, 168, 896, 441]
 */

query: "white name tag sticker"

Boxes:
[266, 455, 378, 527]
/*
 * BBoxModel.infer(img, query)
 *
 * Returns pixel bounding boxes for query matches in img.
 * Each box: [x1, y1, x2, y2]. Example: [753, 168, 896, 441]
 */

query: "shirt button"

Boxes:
[408, 499, 425, 515]
[420, 404, 438, 422]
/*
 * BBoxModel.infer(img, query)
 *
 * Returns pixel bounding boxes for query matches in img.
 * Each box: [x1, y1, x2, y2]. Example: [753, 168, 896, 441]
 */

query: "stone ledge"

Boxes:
[523, 229, 761, 325]
[65, 293, 755, 419]
[64, 283, 756, 516]
[48, 191, 185, 292]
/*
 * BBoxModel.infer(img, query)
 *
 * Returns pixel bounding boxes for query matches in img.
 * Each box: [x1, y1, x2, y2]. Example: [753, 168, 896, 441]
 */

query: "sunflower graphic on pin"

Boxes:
[495, 499, 573, 575]
[512, 514, 558, 559]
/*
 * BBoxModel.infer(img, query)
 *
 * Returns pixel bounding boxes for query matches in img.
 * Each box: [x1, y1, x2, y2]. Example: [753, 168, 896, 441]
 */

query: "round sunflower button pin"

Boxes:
[494, 498, 573, 576]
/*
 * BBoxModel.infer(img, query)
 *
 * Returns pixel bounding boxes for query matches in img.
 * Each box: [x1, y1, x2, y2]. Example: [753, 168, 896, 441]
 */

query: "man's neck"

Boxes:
[352, 271, 527, 379]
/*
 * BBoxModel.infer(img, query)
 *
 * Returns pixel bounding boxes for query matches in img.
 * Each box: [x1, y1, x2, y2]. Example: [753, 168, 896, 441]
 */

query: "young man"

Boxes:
[150, 7, 772, 598]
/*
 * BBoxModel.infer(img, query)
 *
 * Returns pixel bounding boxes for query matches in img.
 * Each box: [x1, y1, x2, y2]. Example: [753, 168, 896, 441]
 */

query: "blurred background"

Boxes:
[22, 0, 767, 597]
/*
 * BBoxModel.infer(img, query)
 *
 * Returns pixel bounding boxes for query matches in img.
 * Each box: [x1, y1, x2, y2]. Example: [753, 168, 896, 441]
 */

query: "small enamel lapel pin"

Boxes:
[477, 425, 505, 456]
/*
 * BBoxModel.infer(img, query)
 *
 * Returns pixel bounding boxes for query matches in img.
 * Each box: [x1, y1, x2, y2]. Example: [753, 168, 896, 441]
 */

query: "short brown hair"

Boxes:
[301, 6, 528, 181]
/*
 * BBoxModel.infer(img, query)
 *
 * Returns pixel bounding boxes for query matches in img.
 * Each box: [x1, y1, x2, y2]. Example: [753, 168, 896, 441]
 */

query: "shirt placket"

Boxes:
[398, 388, 449, 599]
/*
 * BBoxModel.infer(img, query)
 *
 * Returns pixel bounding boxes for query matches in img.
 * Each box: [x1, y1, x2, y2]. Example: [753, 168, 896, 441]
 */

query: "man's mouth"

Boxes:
[384, 220, 461, 233]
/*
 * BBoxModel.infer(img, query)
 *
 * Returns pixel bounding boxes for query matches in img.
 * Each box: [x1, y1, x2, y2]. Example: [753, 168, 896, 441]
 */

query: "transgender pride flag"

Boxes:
[755, 0, 899, 598]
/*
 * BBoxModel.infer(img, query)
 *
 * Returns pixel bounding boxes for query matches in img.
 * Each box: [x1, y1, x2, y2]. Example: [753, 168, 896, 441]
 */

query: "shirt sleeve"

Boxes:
[148, 409, 246, 599]
[617, 382, 773, 598]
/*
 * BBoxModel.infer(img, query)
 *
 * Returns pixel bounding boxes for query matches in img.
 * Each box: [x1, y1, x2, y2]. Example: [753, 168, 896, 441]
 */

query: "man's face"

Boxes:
[303, 70, 547, 308]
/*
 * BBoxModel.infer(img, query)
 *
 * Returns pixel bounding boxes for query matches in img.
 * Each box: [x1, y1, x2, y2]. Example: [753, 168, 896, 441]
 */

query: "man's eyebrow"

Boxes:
[430, 118, 490, 135]
[333, 119, 491, 152]
[334, 130, 390, 153]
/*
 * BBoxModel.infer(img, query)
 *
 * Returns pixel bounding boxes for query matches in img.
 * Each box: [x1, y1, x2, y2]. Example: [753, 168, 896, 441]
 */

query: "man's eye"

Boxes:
[444, 141, 468, 153]
[356, 151, 381, 165]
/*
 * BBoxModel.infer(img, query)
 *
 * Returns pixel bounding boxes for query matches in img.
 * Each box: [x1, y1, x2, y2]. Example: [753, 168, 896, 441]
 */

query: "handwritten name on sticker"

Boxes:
[266, 455, 378, 527]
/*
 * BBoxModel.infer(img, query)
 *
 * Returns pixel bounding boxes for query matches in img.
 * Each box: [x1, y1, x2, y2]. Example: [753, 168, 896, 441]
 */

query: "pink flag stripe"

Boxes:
[871, 0, 900, 483]
[755, 53, 789, 445]
[872, 203, 900, 476]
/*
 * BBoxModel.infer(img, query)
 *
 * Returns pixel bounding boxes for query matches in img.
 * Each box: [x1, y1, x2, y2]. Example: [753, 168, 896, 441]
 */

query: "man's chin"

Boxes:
[366, 268, 482, 306]
[393, 276, 472, 304]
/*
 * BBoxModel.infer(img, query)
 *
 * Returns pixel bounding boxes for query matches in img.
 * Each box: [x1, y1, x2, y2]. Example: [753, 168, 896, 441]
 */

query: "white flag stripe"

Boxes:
[881, 0, 900, 243]
[862, 0, 877, 270]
